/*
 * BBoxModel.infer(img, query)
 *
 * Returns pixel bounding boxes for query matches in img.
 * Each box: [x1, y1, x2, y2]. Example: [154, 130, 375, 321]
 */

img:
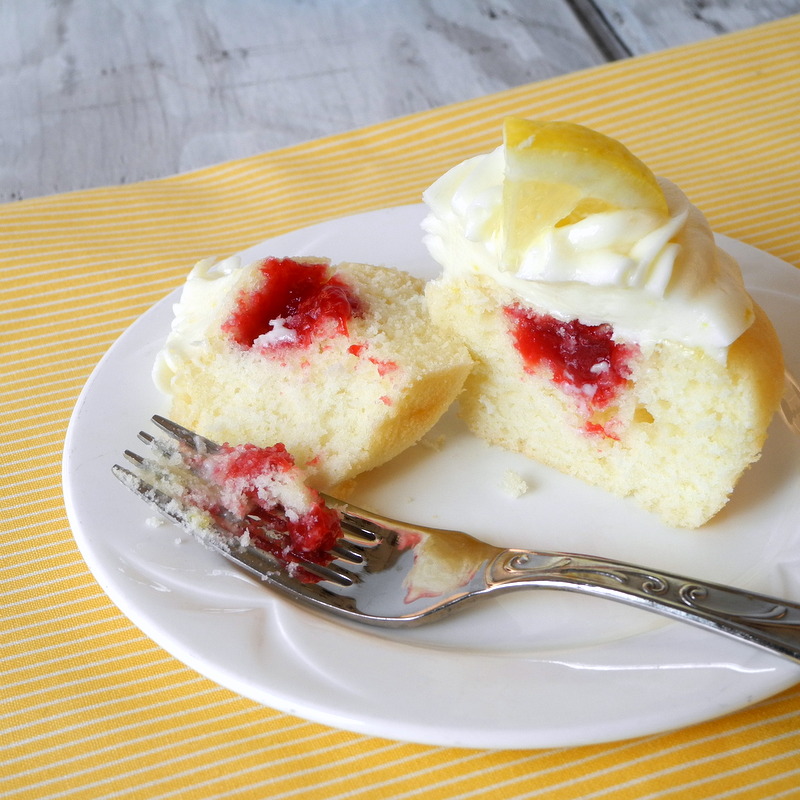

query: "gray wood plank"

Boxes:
[0, 0, 605, 202]
[588, 0, 800, 55]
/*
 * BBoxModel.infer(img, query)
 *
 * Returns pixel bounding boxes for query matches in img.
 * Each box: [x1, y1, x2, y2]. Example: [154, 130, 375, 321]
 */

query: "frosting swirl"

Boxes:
[422, 146, 754, 357]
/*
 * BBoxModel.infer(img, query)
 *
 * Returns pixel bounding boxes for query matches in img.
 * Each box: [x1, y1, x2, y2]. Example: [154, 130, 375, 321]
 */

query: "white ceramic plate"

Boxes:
[63, 204, 800, 750]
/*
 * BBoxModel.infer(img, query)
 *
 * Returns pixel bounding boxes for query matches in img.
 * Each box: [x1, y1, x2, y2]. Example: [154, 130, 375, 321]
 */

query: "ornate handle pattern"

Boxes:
[488, 550, 800, 662]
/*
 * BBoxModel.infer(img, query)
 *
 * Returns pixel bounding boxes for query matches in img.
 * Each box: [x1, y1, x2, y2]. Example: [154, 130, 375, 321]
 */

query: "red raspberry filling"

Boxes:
[504, 304, 638, 426]
[185, 441, 342, 577]
[222, 257, 363, 349]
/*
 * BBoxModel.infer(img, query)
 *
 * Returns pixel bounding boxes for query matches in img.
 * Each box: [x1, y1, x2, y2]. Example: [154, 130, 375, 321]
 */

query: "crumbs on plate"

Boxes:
[500, 470, 529, 498]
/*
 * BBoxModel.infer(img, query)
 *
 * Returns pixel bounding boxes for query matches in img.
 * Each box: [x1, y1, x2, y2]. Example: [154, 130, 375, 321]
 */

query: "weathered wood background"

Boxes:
[1, 0, 797, 202]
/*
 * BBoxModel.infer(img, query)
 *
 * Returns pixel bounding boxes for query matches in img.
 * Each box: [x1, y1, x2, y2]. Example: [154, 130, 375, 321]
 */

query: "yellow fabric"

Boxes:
[3, 16, 800, 799]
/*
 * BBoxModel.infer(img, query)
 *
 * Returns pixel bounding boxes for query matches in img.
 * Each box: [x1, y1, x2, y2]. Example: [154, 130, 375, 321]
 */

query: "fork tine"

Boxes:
[324, 502, 381, 543]
[331, 541, 366, 564]
[147, 418, 393, 558]
[147, 418, 385, 546]
[137, 430, 156, 447]
[111, 463, 214, 534]
[299, 560, 360, 586]
[114, 447, 366, 590]
[123, 449, 146, 467]
[112, 462, 349, 591]
[136, 430, 182, 465]
[151, 414, 220, 454]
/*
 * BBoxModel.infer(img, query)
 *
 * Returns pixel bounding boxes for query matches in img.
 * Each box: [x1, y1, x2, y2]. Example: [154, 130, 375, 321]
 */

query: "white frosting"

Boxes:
[422, 146, 754, 357]
[253, 317, 298, 348]
[153, 255, 244, 394]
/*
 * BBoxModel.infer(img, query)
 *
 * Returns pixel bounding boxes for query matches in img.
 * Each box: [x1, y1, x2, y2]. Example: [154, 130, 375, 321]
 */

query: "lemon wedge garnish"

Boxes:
[502, 118, 669, 269]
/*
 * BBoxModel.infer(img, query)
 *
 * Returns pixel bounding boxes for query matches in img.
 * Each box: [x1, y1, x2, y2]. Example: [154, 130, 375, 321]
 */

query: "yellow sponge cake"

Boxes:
[423, 118, 784, 528]
[154, 255, 472, 490]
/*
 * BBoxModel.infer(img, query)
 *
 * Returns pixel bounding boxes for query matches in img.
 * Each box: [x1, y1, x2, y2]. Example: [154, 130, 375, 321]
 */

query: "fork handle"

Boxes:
[489, 550, 800, 663]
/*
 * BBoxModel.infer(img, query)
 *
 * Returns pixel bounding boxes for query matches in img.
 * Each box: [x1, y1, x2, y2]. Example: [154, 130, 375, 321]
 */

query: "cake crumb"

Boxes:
[146, 515, 167, 528]
[500, 470, 529, 498]
[419, 433, 446, 451]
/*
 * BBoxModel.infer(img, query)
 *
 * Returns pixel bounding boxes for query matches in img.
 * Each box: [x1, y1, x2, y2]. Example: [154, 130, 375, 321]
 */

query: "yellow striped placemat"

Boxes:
[3, 15, 800, 800]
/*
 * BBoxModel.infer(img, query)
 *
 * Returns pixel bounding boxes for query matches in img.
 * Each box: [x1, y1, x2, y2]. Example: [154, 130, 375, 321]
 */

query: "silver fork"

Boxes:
[112, 415, 800, 664]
